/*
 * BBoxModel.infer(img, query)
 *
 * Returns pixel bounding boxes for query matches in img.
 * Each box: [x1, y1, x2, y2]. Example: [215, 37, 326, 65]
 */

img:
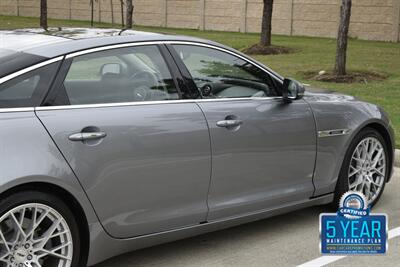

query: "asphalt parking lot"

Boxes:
[96, 168, 400, 267]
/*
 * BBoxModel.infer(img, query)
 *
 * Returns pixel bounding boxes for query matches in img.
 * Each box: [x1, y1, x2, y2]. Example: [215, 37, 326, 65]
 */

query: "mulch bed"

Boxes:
[242, 44, 295, 55]
[301, 70, 388, 84]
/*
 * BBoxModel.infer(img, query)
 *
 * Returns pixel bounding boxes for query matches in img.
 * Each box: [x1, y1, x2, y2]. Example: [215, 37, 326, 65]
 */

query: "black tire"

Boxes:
[0, 191, 81, 267]
[333, 127, 389, 209]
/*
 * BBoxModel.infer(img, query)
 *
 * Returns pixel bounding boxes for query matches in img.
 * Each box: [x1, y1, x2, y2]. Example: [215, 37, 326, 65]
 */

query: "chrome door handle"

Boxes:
[69, 132, 107, 141]
[216, 120, 242, 128]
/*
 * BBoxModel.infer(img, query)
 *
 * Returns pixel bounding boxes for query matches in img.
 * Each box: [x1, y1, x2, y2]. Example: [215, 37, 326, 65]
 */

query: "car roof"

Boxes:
[0, 27, 219, 58]
[0, 27, 283, 82]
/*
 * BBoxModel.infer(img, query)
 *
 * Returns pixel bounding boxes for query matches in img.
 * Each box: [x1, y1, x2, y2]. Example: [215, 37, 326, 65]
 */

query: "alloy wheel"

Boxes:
[0, 203, 73, 267]
[348, 137, 386, 205]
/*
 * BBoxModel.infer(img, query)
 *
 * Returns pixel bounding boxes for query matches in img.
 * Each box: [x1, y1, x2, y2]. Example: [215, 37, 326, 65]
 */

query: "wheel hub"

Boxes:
[362, 161, 371, 175]
[13, 246, 29, 264]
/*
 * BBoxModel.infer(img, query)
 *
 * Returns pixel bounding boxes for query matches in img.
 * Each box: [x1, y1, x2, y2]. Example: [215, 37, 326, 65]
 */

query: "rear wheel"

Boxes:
[0, 191, 80, 267]
[333, 128, 389, 208]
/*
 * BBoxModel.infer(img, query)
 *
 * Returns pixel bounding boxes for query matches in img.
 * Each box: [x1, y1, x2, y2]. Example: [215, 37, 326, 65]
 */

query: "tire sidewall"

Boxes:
[0, 191, 81, 267]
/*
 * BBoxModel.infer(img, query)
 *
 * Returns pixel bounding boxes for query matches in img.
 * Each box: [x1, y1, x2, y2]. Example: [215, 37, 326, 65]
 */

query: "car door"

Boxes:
[170, 44, 316, 221]
[36, 44, 211, 238]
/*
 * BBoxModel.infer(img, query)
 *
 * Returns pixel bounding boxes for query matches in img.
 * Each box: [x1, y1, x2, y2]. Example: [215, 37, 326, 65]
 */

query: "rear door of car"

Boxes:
[168, 43, 316, 221]
[36, 44, 212, 238]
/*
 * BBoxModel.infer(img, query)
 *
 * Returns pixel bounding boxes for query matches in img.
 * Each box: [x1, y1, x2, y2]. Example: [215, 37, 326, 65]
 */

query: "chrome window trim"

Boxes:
[0, 56, 64, 85]
[65, 41, 163, 58]
[1, 40, 284, 112]
[65, 40, 283, 82]
[35, 97, 283, 111]
[0, 57, 63, 113]
[164, 41, 284, 82]
[0, 107, 34, 113]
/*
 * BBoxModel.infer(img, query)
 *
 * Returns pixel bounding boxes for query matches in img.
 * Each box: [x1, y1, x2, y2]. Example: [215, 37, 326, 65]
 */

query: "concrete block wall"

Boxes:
[350, 0, 397, 41]
[167, 0, 199, 29]
[0, 0, 17, 16]
[291, 0, 340, 38]
[203, 0, 242, 32]
[1, 0, 399, 42]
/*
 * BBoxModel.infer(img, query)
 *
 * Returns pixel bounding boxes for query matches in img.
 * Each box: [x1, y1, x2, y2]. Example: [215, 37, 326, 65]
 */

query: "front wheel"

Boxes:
[0, 191, 81, 267]
[334, 128, 389, 208]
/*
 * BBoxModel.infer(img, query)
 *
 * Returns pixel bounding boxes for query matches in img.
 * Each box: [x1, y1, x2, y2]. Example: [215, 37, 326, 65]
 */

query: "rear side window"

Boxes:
[58, 45, 179, 105]
[66, 56, 126, 81]
[0, 62, 60, 108]
[0, 50, 47, 78]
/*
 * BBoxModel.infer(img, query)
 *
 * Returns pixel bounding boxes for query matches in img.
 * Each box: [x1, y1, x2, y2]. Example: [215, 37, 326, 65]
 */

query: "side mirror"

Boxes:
[282, 78, 305, 102]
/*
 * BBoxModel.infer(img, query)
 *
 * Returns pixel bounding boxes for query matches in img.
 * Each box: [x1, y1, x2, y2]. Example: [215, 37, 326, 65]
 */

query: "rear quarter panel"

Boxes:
[0, 110, 97, 224]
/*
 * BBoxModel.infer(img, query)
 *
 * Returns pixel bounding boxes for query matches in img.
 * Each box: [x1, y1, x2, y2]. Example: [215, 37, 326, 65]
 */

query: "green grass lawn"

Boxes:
[1, 15, 399, 147]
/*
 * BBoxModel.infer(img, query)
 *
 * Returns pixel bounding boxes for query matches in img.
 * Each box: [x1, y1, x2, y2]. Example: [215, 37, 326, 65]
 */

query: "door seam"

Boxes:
[303, 99, 318, 197]
[33, 108, 105, 229]
[195, 102, 213, 223]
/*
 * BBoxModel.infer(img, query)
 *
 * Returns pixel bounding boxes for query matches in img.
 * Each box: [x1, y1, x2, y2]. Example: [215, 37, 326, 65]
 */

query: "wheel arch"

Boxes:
[330, 121, 393, 207]
[358, 122, 394, 182]
[0, 181, 90, 266]
[336, 120, 394, 187]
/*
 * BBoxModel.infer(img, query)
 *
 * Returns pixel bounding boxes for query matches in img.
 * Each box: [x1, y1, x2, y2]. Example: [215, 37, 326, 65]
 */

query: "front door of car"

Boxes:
[36, 44, 211, 238]
[170, 44, 317, 221]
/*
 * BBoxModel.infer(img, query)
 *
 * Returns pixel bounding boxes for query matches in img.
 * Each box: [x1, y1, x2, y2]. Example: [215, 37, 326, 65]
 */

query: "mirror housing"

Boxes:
[100, 63, 122, 76]
[282, 78, 305, 102]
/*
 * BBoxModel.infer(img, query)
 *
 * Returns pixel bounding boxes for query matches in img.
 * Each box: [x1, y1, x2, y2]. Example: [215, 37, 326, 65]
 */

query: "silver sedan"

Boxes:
[0, 28, 395, 267]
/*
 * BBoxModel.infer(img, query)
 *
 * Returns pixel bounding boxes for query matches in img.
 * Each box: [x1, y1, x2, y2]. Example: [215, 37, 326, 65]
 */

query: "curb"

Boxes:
[396, 149, 400, 168]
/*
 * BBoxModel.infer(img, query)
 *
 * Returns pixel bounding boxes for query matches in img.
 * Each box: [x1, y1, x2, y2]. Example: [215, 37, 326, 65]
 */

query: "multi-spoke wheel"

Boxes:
[0, 191, 80, 267]
[334, 128, 389, 208]
[348, 137, 386, 204]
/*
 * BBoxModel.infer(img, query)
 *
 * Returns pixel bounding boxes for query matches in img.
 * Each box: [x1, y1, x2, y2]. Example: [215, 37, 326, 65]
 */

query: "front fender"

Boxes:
[304, 92, 393, 196]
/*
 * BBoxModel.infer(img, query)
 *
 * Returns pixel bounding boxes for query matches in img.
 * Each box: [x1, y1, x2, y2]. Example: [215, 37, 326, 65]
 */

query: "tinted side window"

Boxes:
[62, 45, 179, 105]
[0, 62, 60, 108]
[172, 45, 279, 98]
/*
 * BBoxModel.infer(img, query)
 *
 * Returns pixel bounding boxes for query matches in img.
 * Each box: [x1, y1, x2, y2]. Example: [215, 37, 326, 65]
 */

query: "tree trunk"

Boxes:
[90, 0, 94, 27]
[40, 0, 47, 30]
[110, 0, 114, 25]
[120, 0, 125, 27]
[126, 0, 134, 29]
[335, 0, 352, 76]
[260, 0, 274, 46]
